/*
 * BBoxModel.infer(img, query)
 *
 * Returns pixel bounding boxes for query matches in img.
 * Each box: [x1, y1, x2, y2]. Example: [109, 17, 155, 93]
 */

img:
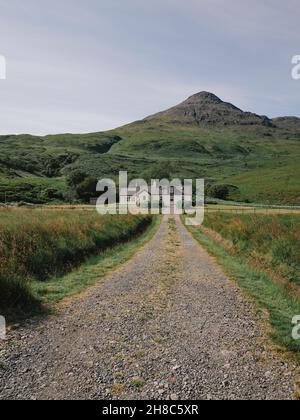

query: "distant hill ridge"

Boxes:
[272, 116, 300, 130]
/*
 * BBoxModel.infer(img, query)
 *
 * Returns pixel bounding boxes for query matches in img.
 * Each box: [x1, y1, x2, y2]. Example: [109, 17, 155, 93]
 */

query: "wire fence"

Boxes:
[205, 207, 300, 215]
[2, 203, 300, 216]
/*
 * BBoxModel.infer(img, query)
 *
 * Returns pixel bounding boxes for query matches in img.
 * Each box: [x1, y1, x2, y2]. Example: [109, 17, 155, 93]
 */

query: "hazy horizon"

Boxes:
[0, 0, 300, 135]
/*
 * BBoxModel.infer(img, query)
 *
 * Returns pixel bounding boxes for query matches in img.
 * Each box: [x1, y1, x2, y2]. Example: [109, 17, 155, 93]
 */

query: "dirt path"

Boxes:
[0, 216, 297, 400]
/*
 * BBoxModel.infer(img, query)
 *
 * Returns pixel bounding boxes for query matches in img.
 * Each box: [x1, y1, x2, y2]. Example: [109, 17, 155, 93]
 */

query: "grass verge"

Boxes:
[202, 213, 300, 290]
[0, 208, 158, 320]
[186, 221, 300, 362]
[31, 215, 160, 308]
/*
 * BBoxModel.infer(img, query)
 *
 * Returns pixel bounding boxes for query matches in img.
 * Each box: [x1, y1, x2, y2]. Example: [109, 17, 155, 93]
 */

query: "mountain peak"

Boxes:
[187, 91, 222, 103]
[144, 91, 271, 127]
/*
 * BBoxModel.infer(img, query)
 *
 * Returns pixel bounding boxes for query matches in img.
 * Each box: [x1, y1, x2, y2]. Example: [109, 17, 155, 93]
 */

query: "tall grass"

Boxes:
[203, 213, 300, 288]
[0, 208, 152, 317]
[187, 222, 300, 361]
[187, 213, 300, 361]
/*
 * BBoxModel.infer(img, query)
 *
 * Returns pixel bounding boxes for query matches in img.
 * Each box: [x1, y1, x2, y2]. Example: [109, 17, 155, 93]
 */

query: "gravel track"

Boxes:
[0, 216, 297, 400]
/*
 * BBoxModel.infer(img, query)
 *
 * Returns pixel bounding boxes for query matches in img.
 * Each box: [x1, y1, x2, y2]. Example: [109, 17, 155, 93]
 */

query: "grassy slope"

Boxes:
[1, 119, 300, 205]
[0, 132, 123, 203]
[225, 162, 300, 204]
[110, 122, 300, 204]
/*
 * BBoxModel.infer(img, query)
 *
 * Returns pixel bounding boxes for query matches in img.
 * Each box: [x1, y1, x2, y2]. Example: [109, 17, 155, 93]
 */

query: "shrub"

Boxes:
[76, 177, 98, 202]
[208, 184, 239, 200]
[67, 170, 88, 187]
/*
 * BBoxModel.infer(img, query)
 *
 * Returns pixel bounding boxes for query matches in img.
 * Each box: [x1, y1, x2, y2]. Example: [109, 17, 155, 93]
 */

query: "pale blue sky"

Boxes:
[0, 0, 299, 135]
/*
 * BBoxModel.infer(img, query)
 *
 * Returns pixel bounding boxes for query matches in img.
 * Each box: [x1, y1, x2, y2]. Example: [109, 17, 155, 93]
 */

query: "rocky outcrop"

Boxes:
[144, 91, 272, 127]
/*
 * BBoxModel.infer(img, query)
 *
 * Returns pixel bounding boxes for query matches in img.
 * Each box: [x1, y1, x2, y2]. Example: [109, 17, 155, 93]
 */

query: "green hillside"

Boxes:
[1, 92, 300, 205]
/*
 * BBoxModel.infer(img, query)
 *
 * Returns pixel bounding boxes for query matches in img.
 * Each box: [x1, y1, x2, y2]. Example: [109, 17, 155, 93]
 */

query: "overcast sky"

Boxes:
[0, 0, 299, 135]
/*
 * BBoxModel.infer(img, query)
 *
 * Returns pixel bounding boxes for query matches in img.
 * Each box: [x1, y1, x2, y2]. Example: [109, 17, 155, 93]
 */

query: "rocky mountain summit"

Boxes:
[144, 91, 272, 127]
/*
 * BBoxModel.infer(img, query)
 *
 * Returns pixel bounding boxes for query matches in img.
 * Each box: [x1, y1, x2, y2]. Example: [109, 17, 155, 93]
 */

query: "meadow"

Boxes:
[0, 208, 153, 319]
[203, 213, 300, 290]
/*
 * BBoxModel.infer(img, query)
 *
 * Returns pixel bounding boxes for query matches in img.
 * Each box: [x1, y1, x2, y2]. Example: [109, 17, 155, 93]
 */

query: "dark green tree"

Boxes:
[67, 170, 88, 187]
[76, 176, 98, 203]
[208, 184, 239, 200]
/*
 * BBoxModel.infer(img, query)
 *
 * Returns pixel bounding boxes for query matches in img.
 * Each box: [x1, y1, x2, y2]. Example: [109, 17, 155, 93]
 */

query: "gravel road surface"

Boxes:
[0, 216, 297, 400]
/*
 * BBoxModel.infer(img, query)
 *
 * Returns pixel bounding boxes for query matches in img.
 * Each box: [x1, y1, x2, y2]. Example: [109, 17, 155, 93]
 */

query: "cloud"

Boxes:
[170, 0, 300, 41]
[0, 0, 299, 134]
